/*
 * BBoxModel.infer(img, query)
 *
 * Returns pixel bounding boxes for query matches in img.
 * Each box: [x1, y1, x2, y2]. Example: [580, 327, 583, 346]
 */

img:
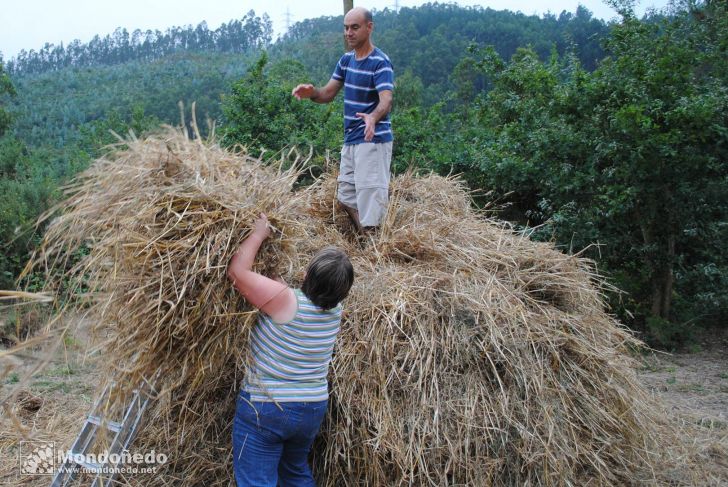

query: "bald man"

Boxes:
[292, 7, 394, 234]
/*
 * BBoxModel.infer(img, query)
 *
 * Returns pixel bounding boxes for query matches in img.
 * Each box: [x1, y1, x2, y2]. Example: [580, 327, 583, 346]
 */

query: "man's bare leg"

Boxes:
[338, 201, 364, 234]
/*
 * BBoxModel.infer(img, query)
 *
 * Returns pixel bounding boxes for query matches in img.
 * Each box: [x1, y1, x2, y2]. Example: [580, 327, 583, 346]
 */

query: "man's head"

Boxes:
[301, 246, 354, 310]
[344, 7, 373, 51]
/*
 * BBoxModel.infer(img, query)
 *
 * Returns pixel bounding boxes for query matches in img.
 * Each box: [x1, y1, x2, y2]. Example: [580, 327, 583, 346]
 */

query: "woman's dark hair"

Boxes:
[301, 246, 354, 310]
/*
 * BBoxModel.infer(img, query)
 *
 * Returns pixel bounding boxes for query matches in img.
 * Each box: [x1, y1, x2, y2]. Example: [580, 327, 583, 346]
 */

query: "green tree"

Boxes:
[586, 1, 727, 332]
[220, 53, 341, 157]
[0, 56, 16, 137]
[460, 2, 728, 344]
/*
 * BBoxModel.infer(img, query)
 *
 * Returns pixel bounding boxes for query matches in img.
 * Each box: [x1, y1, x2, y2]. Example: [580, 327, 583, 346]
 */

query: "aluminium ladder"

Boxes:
[50, 378, 156, 487]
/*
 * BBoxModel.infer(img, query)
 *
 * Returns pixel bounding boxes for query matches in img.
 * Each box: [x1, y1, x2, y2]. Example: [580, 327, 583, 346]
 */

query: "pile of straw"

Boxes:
[22, 128, 693, 485]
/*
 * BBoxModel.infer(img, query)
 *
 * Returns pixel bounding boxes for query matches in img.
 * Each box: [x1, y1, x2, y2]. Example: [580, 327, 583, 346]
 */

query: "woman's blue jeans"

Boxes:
[232, 390, 328, 486]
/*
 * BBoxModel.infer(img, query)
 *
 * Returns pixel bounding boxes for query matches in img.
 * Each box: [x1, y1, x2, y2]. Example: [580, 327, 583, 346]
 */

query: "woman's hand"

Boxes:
[252, 213, 271, 240]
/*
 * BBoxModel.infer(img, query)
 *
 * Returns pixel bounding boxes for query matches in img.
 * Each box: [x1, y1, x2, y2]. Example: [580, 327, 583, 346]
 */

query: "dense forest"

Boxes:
[1, 1, 726, 348]
[5, 11, 273, 75]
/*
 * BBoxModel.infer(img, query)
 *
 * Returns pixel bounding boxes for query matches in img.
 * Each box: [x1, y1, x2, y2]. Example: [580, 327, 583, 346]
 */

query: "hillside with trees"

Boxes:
[1, 1, 726, 347]
[5, 10, 272, 75]
[273, 3, 608, 105]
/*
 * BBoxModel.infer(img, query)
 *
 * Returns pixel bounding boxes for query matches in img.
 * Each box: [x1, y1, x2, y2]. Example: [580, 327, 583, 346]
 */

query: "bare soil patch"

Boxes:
[637, 333, 728, 485]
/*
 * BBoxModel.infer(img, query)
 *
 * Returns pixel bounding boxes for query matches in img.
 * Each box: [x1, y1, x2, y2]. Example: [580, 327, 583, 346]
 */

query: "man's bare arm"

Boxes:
[355, 90, 393, 142]
[292, 79, 343, 104]
[369, 90, 392, 123]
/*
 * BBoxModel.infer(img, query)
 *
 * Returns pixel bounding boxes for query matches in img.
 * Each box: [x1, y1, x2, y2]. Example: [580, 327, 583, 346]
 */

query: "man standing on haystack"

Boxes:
[292, 6, 394, 234]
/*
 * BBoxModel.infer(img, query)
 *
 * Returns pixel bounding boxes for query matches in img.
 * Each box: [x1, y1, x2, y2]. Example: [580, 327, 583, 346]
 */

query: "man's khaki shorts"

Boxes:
[337, 142, 393, 227]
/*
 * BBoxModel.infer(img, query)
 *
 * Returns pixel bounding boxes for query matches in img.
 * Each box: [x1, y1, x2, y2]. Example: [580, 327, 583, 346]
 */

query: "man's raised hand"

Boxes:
[292, 84, 316, 100]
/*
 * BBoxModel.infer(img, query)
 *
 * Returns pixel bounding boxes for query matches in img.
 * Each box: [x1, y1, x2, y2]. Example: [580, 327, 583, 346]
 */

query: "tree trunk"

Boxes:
[343, 0, 354, 50]
[649, 233, 675, 320]
[637, 203, 675, 321]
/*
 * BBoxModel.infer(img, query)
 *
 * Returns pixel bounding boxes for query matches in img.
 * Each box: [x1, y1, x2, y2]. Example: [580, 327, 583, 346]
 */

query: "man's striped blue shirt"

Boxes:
[332, 47, 394, 145]
[244, 289, 342, 402]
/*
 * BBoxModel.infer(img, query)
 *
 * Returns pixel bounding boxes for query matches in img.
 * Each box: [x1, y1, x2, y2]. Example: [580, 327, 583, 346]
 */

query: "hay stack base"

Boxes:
[16, 128, 716, 485]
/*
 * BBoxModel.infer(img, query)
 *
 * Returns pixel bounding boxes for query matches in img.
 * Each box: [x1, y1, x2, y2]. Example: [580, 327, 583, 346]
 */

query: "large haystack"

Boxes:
[20, 129, 696, 485]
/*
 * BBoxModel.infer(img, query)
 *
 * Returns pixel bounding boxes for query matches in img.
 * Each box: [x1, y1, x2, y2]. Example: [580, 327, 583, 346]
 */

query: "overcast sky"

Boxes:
[1, 0, 671, 60]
